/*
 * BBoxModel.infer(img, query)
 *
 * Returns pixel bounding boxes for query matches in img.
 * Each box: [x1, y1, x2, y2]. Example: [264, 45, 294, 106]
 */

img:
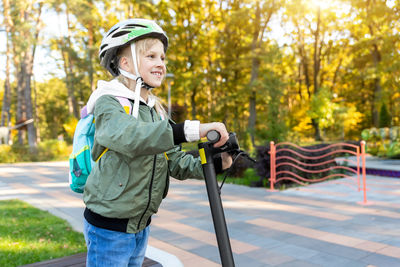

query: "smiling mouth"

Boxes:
[151, 72, 163, 77]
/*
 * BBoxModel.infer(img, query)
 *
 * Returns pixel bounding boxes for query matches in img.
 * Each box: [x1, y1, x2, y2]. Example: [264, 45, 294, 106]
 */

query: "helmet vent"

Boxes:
[106, 27, 119, 37]
[124, 24, 147, 29]
[100, 44, 108, 50]
[112, 30, 131, 38]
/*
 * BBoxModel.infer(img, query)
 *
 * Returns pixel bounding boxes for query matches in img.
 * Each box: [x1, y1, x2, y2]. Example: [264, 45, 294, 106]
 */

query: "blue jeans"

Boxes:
[84, 218, 149, 267]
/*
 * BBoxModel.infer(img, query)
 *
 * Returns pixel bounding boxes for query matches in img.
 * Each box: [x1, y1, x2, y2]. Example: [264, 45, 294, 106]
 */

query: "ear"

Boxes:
[119, 56, 131, 72]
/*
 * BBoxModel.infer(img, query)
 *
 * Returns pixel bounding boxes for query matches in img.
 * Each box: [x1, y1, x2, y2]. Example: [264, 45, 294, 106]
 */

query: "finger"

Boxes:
[213, 132, 229, 147]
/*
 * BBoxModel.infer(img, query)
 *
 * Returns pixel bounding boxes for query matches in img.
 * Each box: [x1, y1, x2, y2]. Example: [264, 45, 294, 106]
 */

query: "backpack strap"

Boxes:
[95, 96, 132, 163]
[115, 96, 132, 115]
[80, 106, 88, 119]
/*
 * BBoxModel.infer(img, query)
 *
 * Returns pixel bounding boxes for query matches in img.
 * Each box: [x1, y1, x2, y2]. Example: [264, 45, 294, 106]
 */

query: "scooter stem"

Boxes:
[198, 140, 235, 267]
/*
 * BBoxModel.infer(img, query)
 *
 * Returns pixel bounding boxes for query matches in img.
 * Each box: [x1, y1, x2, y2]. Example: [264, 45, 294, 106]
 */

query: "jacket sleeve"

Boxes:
[166, 146, 204, 180]
[93, 95, 176, 157]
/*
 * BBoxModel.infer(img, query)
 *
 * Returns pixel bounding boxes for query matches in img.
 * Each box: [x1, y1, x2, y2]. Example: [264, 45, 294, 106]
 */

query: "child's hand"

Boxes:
[199, 122, 229, 147]
[221, 152, 233, 170]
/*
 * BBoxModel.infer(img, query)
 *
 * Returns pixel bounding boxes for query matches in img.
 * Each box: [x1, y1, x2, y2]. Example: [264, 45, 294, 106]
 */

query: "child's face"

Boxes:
[138, 40, 166, 88]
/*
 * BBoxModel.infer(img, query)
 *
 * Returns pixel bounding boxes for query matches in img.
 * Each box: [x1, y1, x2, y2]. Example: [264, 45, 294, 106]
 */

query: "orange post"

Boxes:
[358, 141, 372, 205]
[270, 141, 275, 191]
[357, 146, 360, 192]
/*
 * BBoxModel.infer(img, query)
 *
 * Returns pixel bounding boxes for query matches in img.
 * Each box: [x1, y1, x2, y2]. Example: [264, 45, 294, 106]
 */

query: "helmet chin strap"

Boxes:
[117, 42, 150, 118]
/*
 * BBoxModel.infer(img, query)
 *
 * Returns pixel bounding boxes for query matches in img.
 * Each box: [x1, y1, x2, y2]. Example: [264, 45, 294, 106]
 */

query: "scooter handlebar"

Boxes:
[207, 130, 221, 144]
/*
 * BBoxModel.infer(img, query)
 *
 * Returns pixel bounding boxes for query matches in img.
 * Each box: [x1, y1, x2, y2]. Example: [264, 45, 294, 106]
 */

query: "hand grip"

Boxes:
[207, 130, 221, 143]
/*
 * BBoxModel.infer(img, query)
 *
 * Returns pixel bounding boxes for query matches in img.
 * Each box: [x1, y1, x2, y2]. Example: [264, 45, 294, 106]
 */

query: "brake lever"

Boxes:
[228, 149, 257, 164]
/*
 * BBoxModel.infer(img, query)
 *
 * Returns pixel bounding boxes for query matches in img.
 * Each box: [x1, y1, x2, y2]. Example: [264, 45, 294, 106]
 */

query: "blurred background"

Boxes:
[0, 0, 399, 161]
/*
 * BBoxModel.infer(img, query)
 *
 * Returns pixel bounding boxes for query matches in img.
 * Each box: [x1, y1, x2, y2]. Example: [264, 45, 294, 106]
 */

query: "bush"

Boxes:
[0, 140, 71, 163]
[361, 126, 400, 158]
[37, 139, 71, 161]
[217, 168, 263, 187]
[0, 145, 18, 163]
[387, 142, 400, 159]
[379, 103, 391, 128]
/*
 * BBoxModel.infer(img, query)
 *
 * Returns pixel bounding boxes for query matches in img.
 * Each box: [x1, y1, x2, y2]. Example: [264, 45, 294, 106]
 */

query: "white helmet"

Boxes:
[99, 19, 168, 118]
[99, 18, 168, 77]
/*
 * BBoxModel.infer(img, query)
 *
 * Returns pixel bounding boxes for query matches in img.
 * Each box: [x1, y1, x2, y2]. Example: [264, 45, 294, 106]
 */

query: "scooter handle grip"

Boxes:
[207, 130, 221, 144]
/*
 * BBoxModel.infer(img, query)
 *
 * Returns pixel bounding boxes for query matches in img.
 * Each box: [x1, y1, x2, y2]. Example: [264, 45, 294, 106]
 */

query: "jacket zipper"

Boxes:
[137, 108, 157, 230]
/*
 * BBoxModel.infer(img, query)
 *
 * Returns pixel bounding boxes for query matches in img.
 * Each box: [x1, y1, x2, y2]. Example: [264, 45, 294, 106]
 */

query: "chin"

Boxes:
[148, 80, 163, 88]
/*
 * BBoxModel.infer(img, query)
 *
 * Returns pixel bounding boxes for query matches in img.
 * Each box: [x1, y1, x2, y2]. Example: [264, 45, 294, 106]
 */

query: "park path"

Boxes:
[1, 161, 400, 266]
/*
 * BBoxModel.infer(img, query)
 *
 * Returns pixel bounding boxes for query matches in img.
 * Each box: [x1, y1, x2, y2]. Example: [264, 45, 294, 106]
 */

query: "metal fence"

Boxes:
[268, 141, 368, 204]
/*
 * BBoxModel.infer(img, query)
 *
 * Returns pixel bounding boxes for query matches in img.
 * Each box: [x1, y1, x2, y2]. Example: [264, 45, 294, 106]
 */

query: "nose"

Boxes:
[156, 57, 165, 66]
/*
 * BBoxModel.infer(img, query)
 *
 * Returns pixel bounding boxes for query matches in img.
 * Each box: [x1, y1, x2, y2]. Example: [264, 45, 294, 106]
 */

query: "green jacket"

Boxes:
[83, 95, 204, 233]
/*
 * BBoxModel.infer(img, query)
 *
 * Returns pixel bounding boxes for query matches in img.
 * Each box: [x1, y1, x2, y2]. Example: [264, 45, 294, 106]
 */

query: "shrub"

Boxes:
[37, 139, 71, 161]
[0, 145, 18, 163]
[387, 142, 400, 159]
[379, 103, 391, 128]
[0, 140, 71, 163]
[217, 168, 263, 187]
[361, 126, 400, 158]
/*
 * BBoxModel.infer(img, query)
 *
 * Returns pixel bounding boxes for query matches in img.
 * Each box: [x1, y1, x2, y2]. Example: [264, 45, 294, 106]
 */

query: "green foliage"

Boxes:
[0, 199, 86, 266]
[379, 103, 391, 128]
[361, 126, 400, 158]
[257, 68, 287, 144]
[217, 168, 264, 187]
[2, 0, 400, 150]
[308, 87, 336, 130]
[35, 78, 71, 142]
[0, 145, 18, 163]
[0, 140, 70, 163]
[387, 142, 400, 159]
[63, 116, 79, 141]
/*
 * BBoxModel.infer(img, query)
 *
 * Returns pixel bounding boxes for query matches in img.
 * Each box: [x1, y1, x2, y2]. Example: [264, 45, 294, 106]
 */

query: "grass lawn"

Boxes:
[0, 199, 86, 267]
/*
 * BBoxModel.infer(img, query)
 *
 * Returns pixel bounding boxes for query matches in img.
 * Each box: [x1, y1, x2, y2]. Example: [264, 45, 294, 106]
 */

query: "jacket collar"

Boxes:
[86, 79, 155, 114]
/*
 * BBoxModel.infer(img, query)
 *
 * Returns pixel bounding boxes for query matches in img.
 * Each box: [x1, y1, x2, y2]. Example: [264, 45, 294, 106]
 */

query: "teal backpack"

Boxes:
[69, 96, 132, 193]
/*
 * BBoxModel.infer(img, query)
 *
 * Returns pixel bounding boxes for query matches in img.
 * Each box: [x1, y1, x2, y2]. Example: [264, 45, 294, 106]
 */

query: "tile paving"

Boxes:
[0, 161, 399, 266]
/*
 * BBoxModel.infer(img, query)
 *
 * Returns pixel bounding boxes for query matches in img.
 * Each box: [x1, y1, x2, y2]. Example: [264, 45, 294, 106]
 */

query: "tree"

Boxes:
[344, 0, 399, 127]
[1, 0, 12, 127]
[284, 0, 349, 141]
[379, 103, 391, 128]
[247, 0, 281, 146]
[152, 0, 211, 120]
[3, 0, 43, 148]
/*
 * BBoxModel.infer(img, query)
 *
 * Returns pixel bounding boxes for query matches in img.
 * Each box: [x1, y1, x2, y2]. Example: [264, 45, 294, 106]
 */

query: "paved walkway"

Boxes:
[0, 161, 399, 267]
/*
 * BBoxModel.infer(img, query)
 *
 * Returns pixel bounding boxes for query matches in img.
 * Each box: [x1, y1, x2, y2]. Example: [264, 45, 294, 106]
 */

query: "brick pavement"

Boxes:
[0, 161, 399, 266]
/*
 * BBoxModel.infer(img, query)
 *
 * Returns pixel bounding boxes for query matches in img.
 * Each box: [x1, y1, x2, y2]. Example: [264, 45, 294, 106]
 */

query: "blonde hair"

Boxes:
[117, 38, 168, 119]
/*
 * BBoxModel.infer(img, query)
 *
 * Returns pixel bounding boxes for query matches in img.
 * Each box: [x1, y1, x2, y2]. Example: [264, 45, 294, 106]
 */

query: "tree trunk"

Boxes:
[296, 26, 312, 99]
[63, 4, 79, 118]
[366, 2, 382, 127]
[16, 61, 27, 145]
[248, 2, 261, 146]
[2, 0, 12, 129]
[248, 90, 257, 144]
[1, 28, 12, 127]
[87, 19, 96, 92]
[313, 7, 321, 95]
[24, 70, 37, 148]
[312, 7, 322, 141]
[371, 44, 382, 127]
[25, 48, 38, 148]
[190, 87, 197, 120]
[24, 4, 42, 149]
